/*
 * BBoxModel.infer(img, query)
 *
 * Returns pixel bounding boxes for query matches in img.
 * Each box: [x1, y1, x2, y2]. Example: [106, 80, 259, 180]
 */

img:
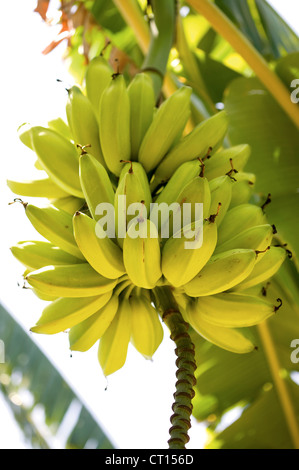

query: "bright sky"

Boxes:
[0, 0, 298, 450]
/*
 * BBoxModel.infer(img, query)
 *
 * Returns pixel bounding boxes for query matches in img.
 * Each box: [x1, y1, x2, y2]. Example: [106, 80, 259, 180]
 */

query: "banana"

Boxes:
[79, 152, 115, 221]
[123, 218, 162, 289]
[194, 292, 279, 328]
[99, 74, 131, 176]
[30, 126, 83, 198]
[214, 224, 273, 255]
[21, 203, 85, 259]
[31, 291, 113, 334]
[162, 219, 218, 288]
[66, 86, 105, 165]
[31, 288, 58, 302]
[10, 240, 83, 270]
[25, 264, 118, 298]
[151, 110, 228, 188]
[7, 177, 69, 199]
[184, 301, 255, 353]
[48, 117, 73, 141]
[208, 175, 232, 226]
[184, 249, 256, 297]
[85, 55, 113, 119]
[51, 196, 86, 215]
[17, 123, 33, 150]
[229, 172, 256, 208]
[114, 162, 152, 245]
[73, 211, 125, 279]
[138, 86, 192, 173]
[217, 204, 266, 246]
[98, 295, 132, 376]
[129, 294, 164, 359]
[233, 246, 287, 291]
[204, 144, 251, 181]
[127, 73, 156, 160]
[69, 295, 119, 351]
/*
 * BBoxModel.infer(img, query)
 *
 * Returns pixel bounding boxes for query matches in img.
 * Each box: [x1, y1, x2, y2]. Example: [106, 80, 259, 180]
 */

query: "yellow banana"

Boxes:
[66, 86, 105, 165]
[162, 219, 218, 288]
[184, 301, 255, 353]
[214, 224, 274, 255]
[30, 126, 83, 198]
[123, 218, 162, 289]
[208, 175, 233, 226]
[152, 110, 228, 188]
[73, 211, 125, 279]
[230, 172, 256, 208]
[184, 249, 256, 297]
[50, 196, 86, 215]
[25, 264, 117, 298]
[7, 177, 69, 199]
[204, 144, 251, 180]
[10, 240, 83, 270]
[99, 74, 131, 176]
[127, 73, 155, 160]
[79, 152, 115, 221]
[98, 296, 132, 376]
[48, 117, 73, 141]
[234, 246, 287, 291]
[69, 295, 119, 351]
[138, 86, 192, 173]
[31, 292, 113, 335]
[194, 292, 280, 328]
[85, 55, 113, 119]
[129, 294, 163, 359]
[217, 203, 266, 246]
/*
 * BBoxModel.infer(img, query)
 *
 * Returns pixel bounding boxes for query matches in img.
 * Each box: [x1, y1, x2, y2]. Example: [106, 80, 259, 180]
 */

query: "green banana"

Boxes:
[51, 196, 86, 215]
[10, 240, 83, 270]
[7, 177, 69, 199]
[99, 74, 131, 176]
[66, 86, 105, 165]
[127, 73, 155, 160]
[152, 110, 228, 188]
[123, 218, 162, 289]
[138, 86, 192, 173]
[229, 172, 256, 208]
[69, 295, 119, 351]
[17, 123, 33, 150]
[30, 126, 83, 198]
[204, 144, 251, 180]
[31, 292, 113, 334]
[184, 249, 256, 297]
[25, 264, 118, 297]
[85, 55, 113, 119]
[208, 175, 233, 226]
[214, 224, 273, 255]
[73, 211, 125, 279]
[48, 117, 73, 141]
[162, 219, 218, 287]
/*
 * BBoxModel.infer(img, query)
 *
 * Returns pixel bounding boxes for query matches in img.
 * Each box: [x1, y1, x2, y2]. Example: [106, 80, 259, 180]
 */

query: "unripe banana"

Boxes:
[217, 204, 266, 246]
[73, 211, 125, 279]
[123, 218, 162, 289]
[130, 294, 163, 359]
[214, 224, 273, 255]
[7, 177, 69, 199]
[162, 219, 218, 288]
[66, 86, 105, 165]
[204, 144, 251, 180]
[152, 110, 228, 188]
[184, 249, 256, 297]
[230, 172, 256, 208]
[184, 301, 255, 353]
[127, 73, 155, 159]
[10, 240, 83, 270]
[85, 55, 113, 118]
[79, 152, 115, 221]
[99, 74, 131, 176]
[31, 292, 113, 334]
[69, 295, 119, 351]
[234, 246, 287, 291]
[22, 203, 84, 259]
[138, 86, 192, 173]
[17, 123, 33, 150]
[30, 126, 83, 198]
[195, 292, 279, 328]
[31, 288, 58, 302]
[51, 196, 86, 215]
[209, 175, 232, 226]
[25, 264, 117, 297]
[48, 117, 73, 141]
[98, 296, 132, 376]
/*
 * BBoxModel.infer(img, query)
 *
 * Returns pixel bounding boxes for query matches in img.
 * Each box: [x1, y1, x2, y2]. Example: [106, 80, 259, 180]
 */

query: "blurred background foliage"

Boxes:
[2, 0, 299, 449]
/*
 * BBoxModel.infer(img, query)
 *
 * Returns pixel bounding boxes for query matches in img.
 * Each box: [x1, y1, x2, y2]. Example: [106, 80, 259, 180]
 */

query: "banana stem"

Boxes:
[154, 286, 197, 449]
[186, 0, 299, 130]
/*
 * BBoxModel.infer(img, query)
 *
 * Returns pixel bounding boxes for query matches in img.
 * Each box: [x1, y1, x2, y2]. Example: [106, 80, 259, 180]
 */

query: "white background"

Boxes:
[0, 0, 298, 450]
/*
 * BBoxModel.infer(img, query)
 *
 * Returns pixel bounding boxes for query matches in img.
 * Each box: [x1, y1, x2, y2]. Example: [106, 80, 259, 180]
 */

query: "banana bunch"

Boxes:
[8, 54, 288, 375]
